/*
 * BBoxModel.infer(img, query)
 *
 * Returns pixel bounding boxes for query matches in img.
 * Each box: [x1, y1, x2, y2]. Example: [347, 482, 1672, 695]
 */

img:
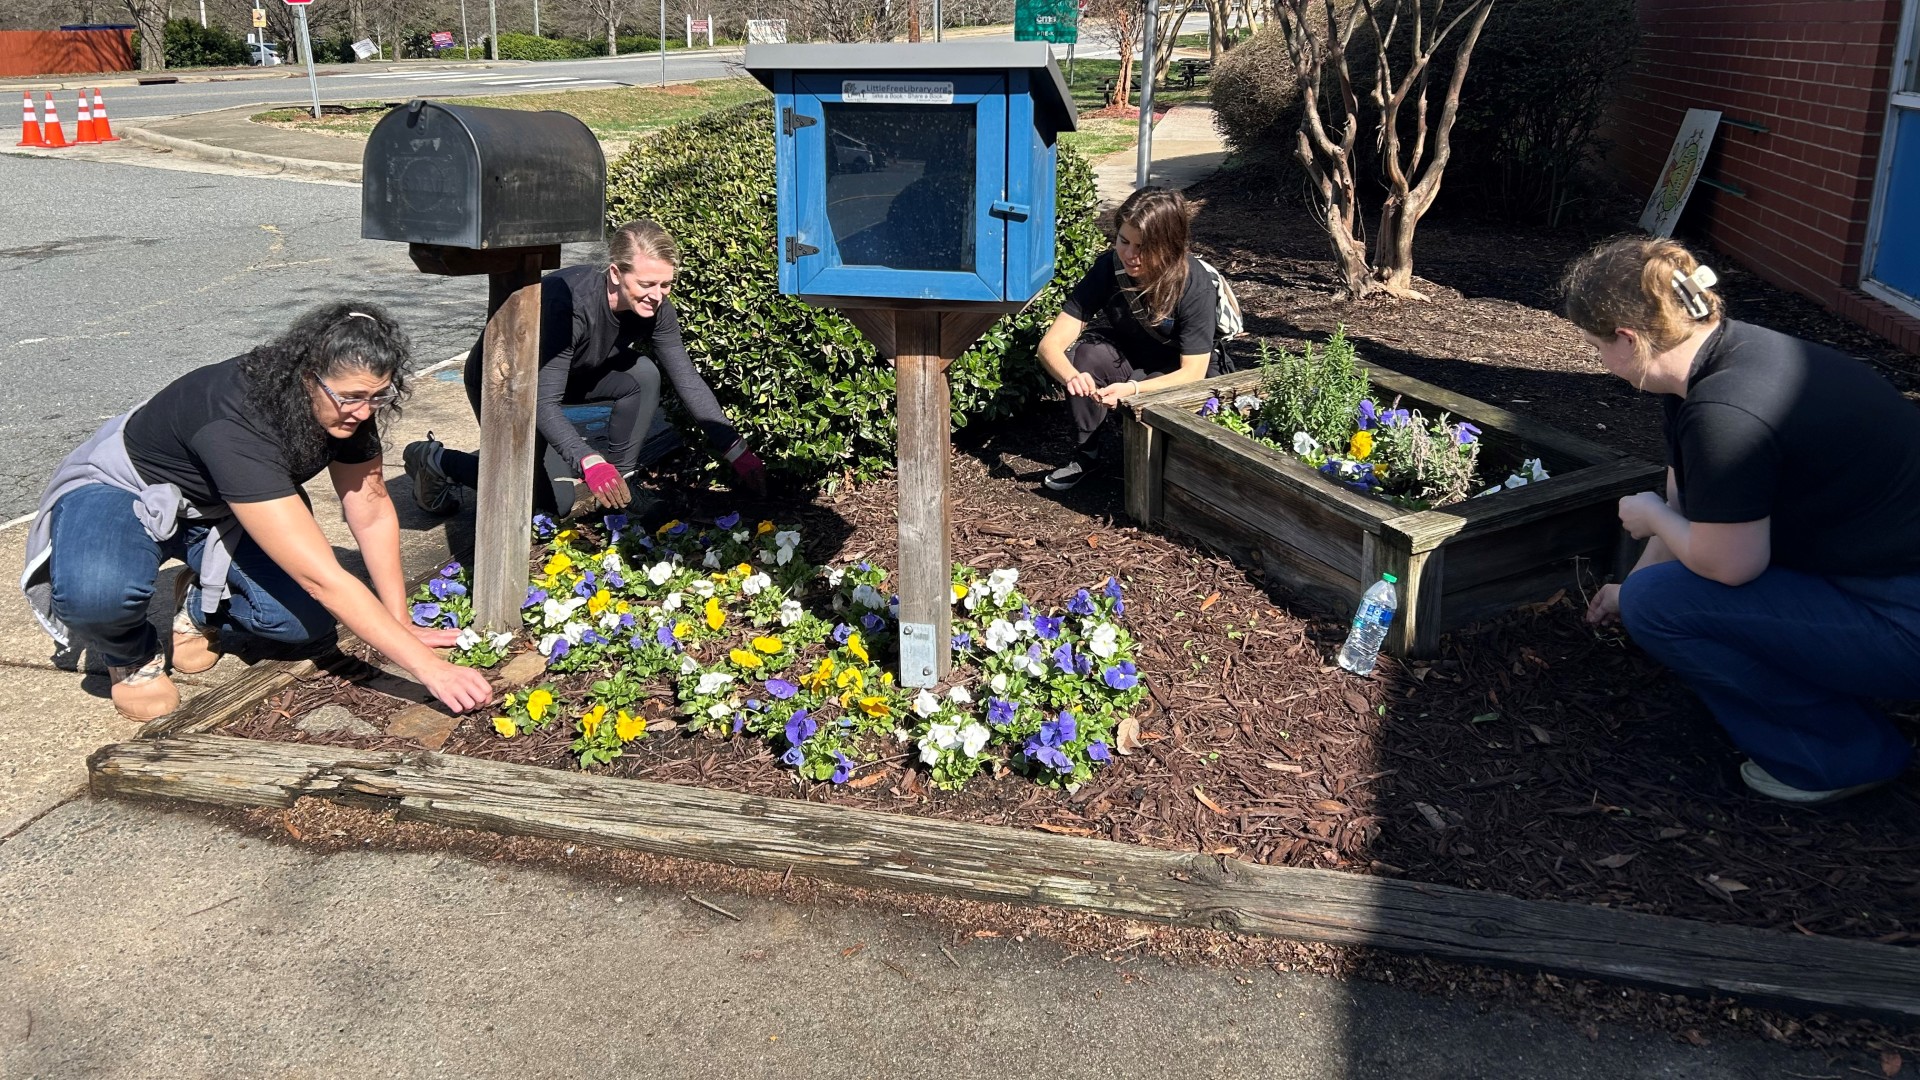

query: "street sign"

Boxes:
[251, 8, 267, 26]
[1014, 0, 1077, 43]
[746, 18, 786, 43]
[282, 0, 312, 7]
[351, 37, 377, 58]
[431, 30, 455, 49]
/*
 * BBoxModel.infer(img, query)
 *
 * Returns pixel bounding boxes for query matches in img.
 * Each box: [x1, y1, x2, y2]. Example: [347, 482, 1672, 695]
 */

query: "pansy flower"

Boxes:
[987, 697, 1017, 726]
[1088, 741, 1112, 763]
[831, 751, 854, 784]
[410, 601, 442, 626]
[1032, 614, 1063, 641]
[716, 511, 741, 529]
[1455, 422, 1482, 446]
[1025, 742, 1071, 772]
[1068, 589, 1096, 616]
[1102, 661, 1138, 690]
[785, 710, 816, 746]
[1039, 711, 1077, 747]
[1104, 576, 1126, 616]
[765, 678, 798, 700]
[1051, 642, 1077, 675]
[1200, 396, 1221, 417]
[523, 586, 548, 610]
[1356, 399, 1378, 430]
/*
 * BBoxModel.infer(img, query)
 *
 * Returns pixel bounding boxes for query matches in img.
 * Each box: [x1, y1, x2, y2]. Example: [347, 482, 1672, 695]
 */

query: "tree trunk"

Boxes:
[1115, 44, 1133, 108]
[1204, 0, 1228, 63]
[125, 0, 166, 69]
[607, 15, 617, 55]
[1150, 0, 1190, 87]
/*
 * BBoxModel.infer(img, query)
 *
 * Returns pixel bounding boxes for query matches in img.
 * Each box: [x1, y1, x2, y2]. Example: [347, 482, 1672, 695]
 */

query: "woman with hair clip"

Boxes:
[1563, 237, 1920, 804]
[405, 218, 767, 520]
[1035, 186, 1219, 490]
[21, 304, 495, 721]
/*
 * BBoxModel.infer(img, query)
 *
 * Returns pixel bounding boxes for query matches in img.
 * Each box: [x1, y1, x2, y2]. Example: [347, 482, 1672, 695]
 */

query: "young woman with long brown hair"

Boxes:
[1035, 187, 1220, 490]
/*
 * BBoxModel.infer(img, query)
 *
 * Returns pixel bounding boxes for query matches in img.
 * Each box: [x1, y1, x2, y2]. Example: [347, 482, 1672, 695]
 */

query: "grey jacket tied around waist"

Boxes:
[20, 408, 243, 648]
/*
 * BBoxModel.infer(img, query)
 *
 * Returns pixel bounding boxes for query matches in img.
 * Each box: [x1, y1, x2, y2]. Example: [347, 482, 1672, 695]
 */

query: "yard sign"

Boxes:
[1639, 109, 1722, 238]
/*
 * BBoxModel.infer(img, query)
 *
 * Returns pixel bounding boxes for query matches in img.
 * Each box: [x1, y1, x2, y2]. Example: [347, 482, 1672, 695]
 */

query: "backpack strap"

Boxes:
[1113, 264, 1176, 347]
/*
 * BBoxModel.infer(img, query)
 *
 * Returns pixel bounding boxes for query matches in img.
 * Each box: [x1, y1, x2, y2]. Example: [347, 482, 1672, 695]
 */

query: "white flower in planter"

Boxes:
[825, 567, 845, 588]
[1087, 623, 1120, 659]
[733, 529, 750, 544]
[696, 671, 735, 695]
[775, 530, 802, 551]
[703, 549, 723, 570]
[983, 619, 1018, 653]
[542, 596, 586, 628]
[1524, 457, 1550, 482]
[455, 627, 480, 651]
[742, 572, 772, 596]
[959, 722, 991, 757]
[1234, 393, 1263, 412]
[920, 722, 962, 764]
[647, 561, 674, 586]
[1293, 432, 1319, 456]
[598, 611, 623, 633]
[562, 620, 590, 644]
[663, 591, 684, 611]
[914, 690, 941, 717]
[708, 702, 733, 720]
[947, 685, 972, 705]
[489, 631, 514, 652]
[990, 673, 1009, 695]
[599, 551, 626, 574]
[776, 547, 794, 566]
[537, 632, 563, 657]
[688, 579, 716, 599]
[987, 568, 1019, 603]
[778, 599, 804, 627]
[851, 583, 884, 610]
[679, 654, 699, 675]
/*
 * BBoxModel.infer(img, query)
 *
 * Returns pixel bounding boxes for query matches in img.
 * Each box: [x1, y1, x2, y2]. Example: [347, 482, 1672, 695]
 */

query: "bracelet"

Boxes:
[1128, 380, 1141, 398]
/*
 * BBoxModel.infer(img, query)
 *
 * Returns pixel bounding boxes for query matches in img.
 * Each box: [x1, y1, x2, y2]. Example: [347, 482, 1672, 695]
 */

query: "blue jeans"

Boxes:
[1620, 560, 1920, 790]
[47, 483, 334, 668]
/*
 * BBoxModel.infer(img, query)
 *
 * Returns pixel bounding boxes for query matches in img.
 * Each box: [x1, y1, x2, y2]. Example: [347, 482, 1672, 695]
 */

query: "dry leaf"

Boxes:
[1086, 534, 1099, 548]
[1703, 874, 1750, 898]
[1262, 760, 1304, 773]
[1034, 823, 1096, 836]
[1409, 665, 1431, 682]
[1655, 826, 1687, 840]
[1192, 786, 1225, 814]
[1528, 724, 1554, 745]
[841, 942, 867, 958]
[1114, 715, 1142, 756]
[1313, 799, 1350, 814]
[1199, 591, 1220, 611]
[845, 771, 888, 789]
[1882, 1050, 1904, 1077]
[1593, 853, 1638, 869]
[1342, 691, 1371, 715]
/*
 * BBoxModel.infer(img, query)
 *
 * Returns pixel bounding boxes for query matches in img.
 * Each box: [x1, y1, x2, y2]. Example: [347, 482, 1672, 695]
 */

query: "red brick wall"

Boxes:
[0, 29, 134, 78]
[1606, 0, 1919, 345]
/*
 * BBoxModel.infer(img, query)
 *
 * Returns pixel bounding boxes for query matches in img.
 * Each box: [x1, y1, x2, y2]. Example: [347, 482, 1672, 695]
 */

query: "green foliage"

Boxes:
[492, 32, 597, 60]
[605, 100, 1102, 488]
[1208, 23, 1302, 168]
[1366, 403, 1482, 507]
[614, 34, 664, 52]
[162, 18, 250, 68]
[1254, 330, 1368, 452]
[1447, 0, 1640, 224]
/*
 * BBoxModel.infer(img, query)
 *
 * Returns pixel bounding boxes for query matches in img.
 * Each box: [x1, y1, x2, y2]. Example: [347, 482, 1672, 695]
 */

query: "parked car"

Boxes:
[250, 41, 282, 66]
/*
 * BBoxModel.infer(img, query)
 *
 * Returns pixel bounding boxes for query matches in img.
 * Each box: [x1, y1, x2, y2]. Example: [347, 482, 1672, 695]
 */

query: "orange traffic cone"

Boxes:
[90, 88, 119, 142]
[16, 91, 45, 148]
[73, 91, 98, 144]
[39, 92, 67, 148]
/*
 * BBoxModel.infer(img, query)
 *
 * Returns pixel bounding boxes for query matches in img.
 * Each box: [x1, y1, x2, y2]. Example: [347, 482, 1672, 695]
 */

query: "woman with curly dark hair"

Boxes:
[22, 303, 493, 721]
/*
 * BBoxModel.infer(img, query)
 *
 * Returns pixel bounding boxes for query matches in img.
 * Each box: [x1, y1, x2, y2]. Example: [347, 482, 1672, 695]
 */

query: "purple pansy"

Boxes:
[861, 612, 885, 633]
[1102, 661, 1139, 690]
[785, 710, 816, 746]
[427, 576, 467, 600]
[1200, 396, 1221, 417]
[832, 623, 853, 645]
[1033, 614, 1063, 641]
[656, 624, 678, 648]
[1088, 741, 1111, 763]
[579, 630, 606, 646]
[831, 752, 854, 785]
[547, 638, 570, 661]
[409, 602, 441, 626]
[780, 746, 803, 767]
[951, 633, 971, 652]
[606, 570, 625, 589]
[1068, 589, 1096, 617]
[987, 698, 1017, 726]
[765, 678, 799, 700]
[732, 713, 746, 735]
[1455, 422, 1482, 445]
[1075, 652, 1095, 678]
[716, 511, 741, 529]
[1052, 642, 1076, 675]
[532, 512, 556, 538]
[603, 513, 628, 539]
[667, 521, 689, 536]
[1357, 399, 1378, 430]
[1104, 576, 1125, 615]
[573, 579, 594, 598]
[523, 586, 548, 610]
[618, 612, 637, 630]
[1025, 742, 1072, 772]
[440, 562, 463, 578]
[1039, 711, 1077, 747]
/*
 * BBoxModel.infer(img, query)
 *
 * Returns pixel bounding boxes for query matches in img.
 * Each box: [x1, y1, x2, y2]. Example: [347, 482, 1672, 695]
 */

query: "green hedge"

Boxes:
[493, 32, 597, 60]
[162, 18, 250, 68]
[606, 101, 1102, 489]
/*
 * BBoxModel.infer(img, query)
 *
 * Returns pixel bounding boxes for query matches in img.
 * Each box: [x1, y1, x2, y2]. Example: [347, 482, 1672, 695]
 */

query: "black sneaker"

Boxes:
[1043, 452, 1100, 491]
[402, 433, 458, 515]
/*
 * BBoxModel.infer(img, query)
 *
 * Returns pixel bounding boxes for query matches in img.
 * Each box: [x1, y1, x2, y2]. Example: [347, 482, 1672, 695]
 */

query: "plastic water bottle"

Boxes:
[1338, 573, 1399, 676]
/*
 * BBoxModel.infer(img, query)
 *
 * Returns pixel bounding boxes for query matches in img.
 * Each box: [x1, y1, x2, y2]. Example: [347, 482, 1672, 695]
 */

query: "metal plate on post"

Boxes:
[899, 621, 939, 688]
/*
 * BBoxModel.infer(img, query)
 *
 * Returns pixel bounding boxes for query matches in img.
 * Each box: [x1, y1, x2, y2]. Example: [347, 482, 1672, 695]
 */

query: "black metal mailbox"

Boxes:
[362, 99, 606, 250]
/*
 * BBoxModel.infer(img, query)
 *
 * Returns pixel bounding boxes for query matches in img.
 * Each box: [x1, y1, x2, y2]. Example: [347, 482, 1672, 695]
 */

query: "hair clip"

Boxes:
[346, 311, 375, 322]
[1669, 265, 1718, 319]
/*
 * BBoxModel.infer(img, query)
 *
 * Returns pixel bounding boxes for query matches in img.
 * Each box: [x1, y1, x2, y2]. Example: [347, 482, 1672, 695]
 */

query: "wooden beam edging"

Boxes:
[87, 733, 1920, 1022]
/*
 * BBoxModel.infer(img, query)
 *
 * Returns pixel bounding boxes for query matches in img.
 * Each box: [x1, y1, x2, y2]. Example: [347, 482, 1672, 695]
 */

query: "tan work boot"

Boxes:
[107, 654, 179, 721]
[170, 572, 223, 675]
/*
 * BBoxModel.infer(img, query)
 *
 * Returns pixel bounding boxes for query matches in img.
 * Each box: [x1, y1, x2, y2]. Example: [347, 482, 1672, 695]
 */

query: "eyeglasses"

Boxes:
[317, 379, 399, 413]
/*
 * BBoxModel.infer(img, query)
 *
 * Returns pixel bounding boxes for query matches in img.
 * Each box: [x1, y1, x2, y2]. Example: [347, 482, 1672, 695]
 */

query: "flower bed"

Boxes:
[1121, 360, 1662, 658]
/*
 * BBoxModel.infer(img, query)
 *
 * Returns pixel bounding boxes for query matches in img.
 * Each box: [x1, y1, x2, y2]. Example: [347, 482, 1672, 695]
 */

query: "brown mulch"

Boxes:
[217, 177, 1920, 1040]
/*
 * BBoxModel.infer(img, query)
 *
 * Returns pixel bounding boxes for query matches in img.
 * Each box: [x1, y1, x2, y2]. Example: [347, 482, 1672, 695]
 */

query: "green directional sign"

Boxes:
[1015, 0, 1079, 44]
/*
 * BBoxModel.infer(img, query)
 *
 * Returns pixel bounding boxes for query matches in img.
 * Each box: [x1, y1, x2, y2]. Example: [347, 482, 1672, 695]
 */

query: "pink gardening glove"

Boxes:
[727, 443, 767, 496]
[579, 454, 631, 509]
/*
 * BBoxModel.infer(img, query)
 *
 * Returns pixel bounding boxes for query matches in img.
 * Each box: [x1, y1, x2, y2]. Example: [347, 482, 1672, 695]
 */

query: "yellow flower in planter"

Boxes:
[952, 583, 969, 604]
[615, 601, 631, 615]
[615, 710, 646, 742]
[675, 621, 694, 641]
[587, 588, 612, 616]
[847, 631, 869, 664]
[705, 597, 725, 630]
[735, 563, 754, 577]
[554, 529, 574, 544]
[544, 552, 573, 576]
[492, 716, 518, 738]
[730, 648, 764, 669]
[757, 520, 776, 535]
[581, 703, 607, 740]
[656, 519, 683, 536]
[857, 695, 891, 718]
[801, 657, 834, 693]
[836, 665, 865, 692]
[1349, 430, 1374, 461]
[526, 688, 554, 724]
[752, 636, 784, 654]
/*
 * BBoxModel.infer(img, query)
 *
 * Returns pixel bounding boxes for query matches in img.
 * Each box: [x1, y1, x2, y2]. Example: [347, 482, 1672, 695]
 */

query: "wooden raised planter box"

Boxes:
[1121, 365, 1664, 658]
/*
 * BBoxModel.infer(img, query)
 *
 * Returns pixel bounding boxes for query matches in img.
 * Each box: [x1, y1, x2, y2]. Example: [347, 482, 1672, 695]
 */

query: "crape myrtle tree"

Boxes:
[1275, 0, 1494, 299]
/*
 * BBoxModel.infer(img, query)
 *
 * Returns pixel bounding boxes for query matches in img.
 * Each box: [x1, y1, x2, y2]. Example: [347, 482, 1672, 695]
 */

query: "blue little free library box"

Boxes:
[745, 42, 1078, 310]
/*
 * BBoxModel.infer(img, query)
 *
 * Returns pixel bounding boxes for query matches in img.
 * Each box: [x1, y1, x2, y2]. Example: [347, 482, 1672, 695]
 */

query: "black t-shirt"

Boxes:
[1061, 250, 1216, 373]
[1662, 319, 1920, 576]
[125, 355, 380, 507]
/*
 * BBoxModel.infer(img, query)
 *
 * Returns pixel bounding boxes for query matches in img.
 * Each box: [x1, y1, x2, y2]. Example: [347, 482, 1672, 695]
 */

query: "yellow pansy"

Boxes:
[836, 665, 865, 691]
[752, 636, 784, 654]
[492, 716, 518, 738]
[587, 588, 612, 616]
[838, 690, 853, 708]
[952, 583, 969, 603]
[656, 519, 683, 536]
[704, 596, 725, 630]
[674, 620, 694, 640]
[526, 688, 553, 724]
[757, 520, 775, 535]
[615, 601, 631, 614]
[543, 552, 573, 576]
[554, 529, 574, 544]
[880, 672, 894, 687]
[504, 691, 519, 709]
[730, 648, 764, 669]
[581, 703, 607, 740]
[615, 710, 646, 742]
[847, 631, 869, 664]
[800, 657, 834, 692]
[735, 563, 755, 576]
[1349, 430, 1374, 461]
[857, 695, 891, 718]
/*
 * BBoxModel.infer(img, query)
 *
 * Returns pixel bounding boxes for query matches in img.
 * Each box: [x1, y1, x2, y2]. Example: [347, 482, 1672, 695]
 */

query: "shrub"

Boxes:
[605, 100, 1102, 489]
[1445, 0, 1639, 224]
[493, 32, 597, 60]
[1207, 23, 1301, 168]
[162, 18, 250, 68]
[615, 33, 663, 53]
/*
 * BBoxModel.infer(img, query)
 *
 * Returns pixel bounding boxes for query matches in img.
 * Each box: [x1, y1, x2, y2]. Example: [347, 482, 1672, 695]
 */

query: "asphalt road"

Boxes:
[0, 152, 602, 519]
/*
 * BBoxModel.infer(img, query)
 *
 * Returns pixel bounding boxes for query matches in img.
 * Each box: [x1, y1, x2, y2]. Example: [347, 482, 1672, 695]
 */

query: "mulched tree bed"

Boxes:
[227, 177, 1920, 957]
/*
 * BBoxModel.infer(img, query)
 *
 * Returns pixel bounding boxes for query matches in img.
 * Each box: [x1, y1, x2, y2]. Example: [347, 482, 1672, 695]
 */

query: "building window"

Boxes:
[1865, 0, 1920, 316]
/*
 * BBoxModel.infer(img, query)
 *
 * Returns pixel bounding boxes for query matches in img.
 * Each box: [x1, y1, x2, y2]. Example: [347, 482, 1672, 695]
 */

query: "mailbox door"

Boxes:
[785, 73, 1009, 302]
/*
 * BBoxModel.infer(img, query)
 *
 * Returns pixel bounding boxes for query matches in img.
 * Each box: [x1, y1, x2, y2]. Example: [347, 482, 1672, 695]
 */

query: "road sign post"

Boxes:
[284, 0, 321, 119]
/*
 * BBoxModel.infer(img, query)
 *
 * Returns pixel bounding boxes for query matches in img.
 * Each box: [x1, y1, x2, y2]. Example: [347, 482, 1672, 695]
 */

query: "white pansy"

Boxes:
[851, 583, 884, 610]
[775, 530, 801, 551]
[759, 550, 777, 564]
[962, 591, 979, 612]
[703, 549, 723, 570]
[663, 591, 684, 611]
[947, 685, 972, 704]
[983, 619, 1018, 653]
[598, 611, 623, 633]
[1087, 623, 1120, 659]
[599, 551, 626, 574]
[688, 579, 716, 598]
[914, 690, 941, 718]
[490, 631, 514, 651]
[918, 739, 944, 766]
[778, 599, 805, 627]
[696, 671, 735, 695]
[1502, 472, 1530, 490]
[708, 702, 733, 719]
[454, 627, 480, 651]
[959, 722, 991, 757]
[1022, 651, 1050, 677]
[989, 673, 1009, 695]
[1524, 457, 1550, 482]
[1234, 393, 1263, 412]
[987, 568, 1019, 603]
[1293, 431, 1319, 456]
[733, 530, 751, 544]
[776, 547, 794, 566]
[647, 561, 674, 586]
[562, 621, 590, 645]
[1014, 618, 1035, 638]
[542, 596, 586, 628]
[537, 632, 563, 657]
[742, 572, 773, 597]
[679, 654, 699, 674]
[825, 567, 845, 587]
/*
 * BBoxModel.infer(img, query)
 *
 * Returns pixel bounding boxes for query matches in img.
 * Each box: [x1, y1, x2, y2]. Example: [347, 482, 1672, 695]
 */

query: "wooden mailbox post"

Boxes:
[747, 42, 1078, 687]
[361, 99, 607, 634]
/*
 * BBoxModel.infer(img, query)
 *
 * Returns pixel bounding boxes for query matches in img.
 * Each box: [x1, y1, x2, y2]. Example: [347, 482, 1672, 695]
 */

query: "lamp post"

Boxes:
[1134, 0, 1157, 188]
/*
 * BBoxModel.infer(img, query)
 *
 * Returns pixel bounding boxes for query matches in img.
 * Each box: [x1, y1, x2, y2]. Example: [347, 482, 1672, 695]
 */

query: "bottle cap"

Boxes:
[1382, 573, 1398, 583]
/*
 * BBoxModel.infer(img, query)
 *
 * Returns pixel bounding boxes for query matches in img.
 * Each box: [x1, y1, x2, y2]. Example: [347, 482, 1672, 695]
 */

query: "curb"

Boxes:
[120, 124, 362, 181]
